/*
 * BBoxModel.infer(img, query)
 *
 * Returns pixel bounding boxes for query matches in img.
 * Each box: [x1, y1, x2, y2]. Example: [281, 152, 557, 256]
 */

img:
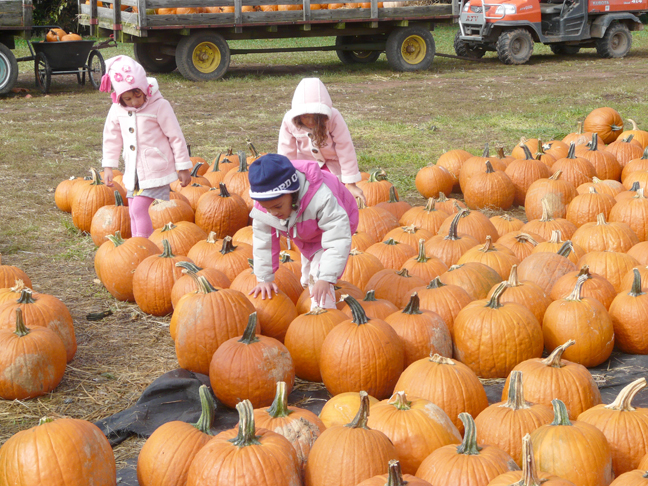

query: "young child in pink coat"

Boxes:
[277, 77, 366, 203]
[99, 55, 192, 238]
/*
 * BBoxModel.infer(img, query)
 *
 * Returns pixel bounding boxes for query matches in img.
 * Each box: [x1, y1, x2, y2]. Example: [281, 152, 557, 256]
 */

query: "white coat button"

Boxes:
[130, 145, 135, 151]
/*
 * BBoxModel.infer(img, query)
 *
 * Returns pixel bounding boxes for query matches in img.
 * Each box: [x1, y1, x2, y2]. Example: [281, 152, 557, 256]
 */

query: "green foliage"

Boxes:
[33, 0, 79, 32]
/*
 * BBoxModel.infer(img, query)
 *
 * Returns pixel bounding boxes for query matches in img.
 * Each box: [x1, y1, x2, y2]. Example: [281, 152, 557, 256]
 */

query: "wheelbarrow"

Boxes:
[22, 32, 117, 94]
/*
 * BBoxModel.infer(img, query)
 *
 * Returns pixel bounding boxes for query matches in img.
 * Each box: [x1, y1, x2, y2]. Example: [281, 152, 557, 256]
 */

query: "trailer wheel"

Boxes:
[596, 22, 632, 59]
[453, 31, 486, 59]
[0, 43, 18, 95]
[134, 43, 177, 73]
[87, 50, 106, 89]
[34, 52, 51, 94]
[386, 27, 435, 72]
[335, 36, 382, 64]
[496, 29, 534, 65]
[550, 44, 580, 55]
[176, 33, 230, 81]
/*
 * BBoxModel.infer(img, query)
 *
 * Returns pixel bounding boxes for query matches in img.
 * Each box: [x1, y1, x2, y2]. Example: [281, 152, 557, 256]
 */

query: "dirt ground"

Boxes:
[1, 31, 648, 465]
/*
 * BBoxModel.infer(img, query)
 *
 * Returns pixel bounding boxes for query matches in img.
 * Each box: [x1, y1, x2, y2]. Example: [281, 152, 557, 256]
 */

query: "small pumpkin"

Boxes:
[71, 168, 116, 233]
[222, 150, 254, 210]
[577, 249, 640, 293]
[359, 169, 397, 206]
[574, 133, 621, 181]
[398, 198, 450, 234]
[415, 164, 454, 199]
[505, 144, 552, 207]
[531, 230, 584, 264]
[495, 232, 544, 261]
[149, 197, 194, 229]
[516, 241, 578, 295]
[606, 133, 645, 168]
[436, 205, 500, 244]
[366, 238, 417, 270]
[170, 261, 230, 308]
[318, 391, 379, 428]
[522, 197, 578, 241]
[90, 190, 131, 246]
[577, 177, 624, 197]
[457, 236, 521, 281]
[490, 213, 525, 239]
[583, 106, 623, 144]
[459, 144, 507, 191]
[375, 186, 412, 221]
[0, 254, 32, 289]
[201, 236, 254, 282]
[412, 277, 474, 337]
[400, 238, 448, 283]
[341, 290, 399, 321]
[571, 212, 639, 253]
[339, 249, 385, 291]
[246, 288, 298, 343]
[186, 231, 223, 267]
[439, 262, 502, 300]
[609, 187, 648, 241]
[549, 265, 616, 309]
[357, 198, 400, 242]
[436, 148, 473, 191]
[384, 225, 434, 250]
[424, 210, 480, 268]
[149, 221, 208, 256]
[566, 187, 616, 227]
[194, 182, 249, 238]
[364, 268, 426, 308]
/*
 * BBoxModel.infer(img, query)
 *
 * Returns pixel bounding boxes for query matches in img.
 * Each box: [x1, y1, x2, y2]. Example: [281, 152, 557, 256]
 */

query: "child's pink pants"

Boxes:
[128, 196, 154, 238]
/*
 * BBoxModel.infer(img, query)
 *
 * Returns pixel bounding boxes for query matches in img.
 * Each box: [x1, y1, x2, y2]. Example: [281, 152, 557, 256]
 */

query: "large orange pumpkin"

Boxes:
[609, 187, 648, 241]
[575, 133, 621, 181]
[202, 236, 253, 282]
[436, 206, 499, 244]
[170, 261, 231, 308]
[340, 249, 385, 290]
[399, 198, 450, 233]
[516, 241, 577, 295]
[549, 264, 616, 310]
[424, 210, 480, 268]
[72, 168, 116, 232]
[457, 235, 520, 281]
[149, 197, 195, 229]
[571, 212, 639, 253]
[524, 170, 577, 221]
[522, 195, 578, 241]
[608, 268, 648, 354]
[400, 239, 448, 282]
[149, 221, 208, 256]
[583, 107, 624, 144]
[412, 277, 474, 337]
[317, 391, 379, 428]
[415, 164, 454, 199]
[364, 268, 426, 308]
[195, 183, 249, 238]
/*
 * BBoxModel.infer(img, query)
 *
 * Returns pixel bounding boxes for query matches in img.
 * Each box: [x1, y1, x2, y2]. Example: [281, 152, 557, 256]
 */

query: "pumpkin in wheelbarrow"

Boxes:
[61, 33, 82, 41]
[46, 28, 66, 42]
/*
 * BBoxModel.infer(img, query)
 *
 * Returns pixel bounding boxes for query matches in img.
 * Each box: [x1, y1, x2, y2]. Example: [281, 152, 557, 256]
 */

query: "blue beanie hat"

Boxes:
[248, 154, 301, 200]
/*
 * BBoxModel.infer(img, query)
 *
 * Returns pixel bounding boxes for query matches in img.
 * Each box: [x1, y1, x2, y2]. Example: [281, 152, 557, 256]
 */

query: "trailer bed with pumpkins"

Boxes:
[77, 0, 457, 80]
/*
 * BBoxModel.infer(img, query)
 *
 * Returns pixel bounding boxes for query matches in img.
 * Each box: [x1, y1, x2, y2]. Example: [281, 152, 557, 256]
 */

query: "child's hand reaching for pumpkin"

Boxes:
[178, 169, 191, 187]
[250, 282, 279, 300]
[346, 183, 366, 205]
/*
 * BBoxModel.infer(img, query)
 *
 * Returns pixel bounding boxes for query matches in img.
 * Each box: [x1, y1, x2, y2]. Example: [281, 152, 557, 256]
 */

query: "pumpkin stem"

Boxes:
[567, 142, 576, 159]
[542, 340, 575, 368]
[636, 188, 646, 199]
[357, 197, 367, 210]
[114, 190, 124, 207]
[38, 417, 55, 426]
[211, 153, 222, 172]
[514, 233, 539, 247]
[220, 236, 237, 255]
[479, 235, 496, 253]
[343, 294, 370, 325]
[497, 147, 506, 159]
[396, 268, 413, 279]
[193, 385, 216, 435]
[106, 231, 125, 247]
[206, 232, 219, 244]
[237, 151, 249, 173]
[484, 160, 495, 173]
[229, 400, 262, 447]
[521, 144, 534, 160]
[486, 281, 508, 309]
[507, 264, 521, 287]
[305, 307, 328, 316]
[588, 186, 598, 194]
[630, 181, 641, 192]
[176, 261, 203, 275]
[346, 391, 371, 429]
[596, 213, 608, 226]
[389, 392, 412, 411]
[13, 308, 29, 337]
[520, 434, 544, 486]
[457, 413, 482, 455]
[267, 381, 293, 418]
[641, 146, 648, 160]
[383, 238, 399, 247]
[89, 167, 104, 185]
[426, 277, 446, 289]
[539, 197, 554, 222]
[414, 239, 429, 263]
[591, 133, 599, 151]
[368, 169, 387, 182]
[387, 186, 400, 203]
[550, 399, 572, 426]
[503, 370, 530, 410]
[194, 275, 219, 294]
[482, 143, 490, 158]
[549, 170, 563, 181]
[547, 229, 562, 244]
[424, 197, 436, 212]
[629, 268, 645, 297]
[218, 182, 232, 197]
[565, 274, 587, 302]
[535, 140, 546, 159]
[385, 460, 408, 486]
[402, 293, 422, 315]
[445, 209, 467, 241]
[604, 377, 647, 412]
[9, 280, 26, 293]
[239, 313, 260, 344]
[623, 134, 635, 143]
[363, 290, 378, 302]
[556, 241, 574, 258]
[575, 265, 592, 280]
[430, 353, 455, 365]
[190, 163, 203, 177]
[160, 239, 175, 258]
[16, 288, 36, 305]
[247, 141, 259, 159]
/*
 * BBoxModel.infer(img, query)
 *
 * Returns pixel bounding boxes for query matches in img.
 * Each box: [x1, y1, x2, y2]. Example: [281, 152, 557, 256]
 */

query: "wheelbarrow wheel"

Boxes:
[34, 52, 51, 94]
[88, 50, 106, 89]
[0, 43, 19, 95]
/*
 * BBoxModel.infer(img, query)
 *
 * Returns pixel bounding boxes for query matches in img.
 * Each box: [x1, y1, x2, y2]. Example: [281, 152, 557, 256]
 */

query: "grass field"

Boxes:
[1, 22, 648, 465]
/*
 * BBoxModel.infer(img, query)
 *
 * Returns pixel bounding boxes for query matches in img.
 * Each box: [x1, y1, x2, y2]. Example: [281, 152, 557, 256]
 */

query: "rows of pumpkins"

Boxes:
[2, 106, 648, 484]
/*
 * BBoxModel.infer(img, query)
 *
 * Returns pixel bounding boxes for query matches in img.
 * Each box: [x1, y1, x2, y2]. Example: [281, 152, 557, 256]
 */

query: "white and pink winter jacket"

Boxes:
[250, 160, 359, 285]
[277, 78, 361, 184]
[101, 79, 192, 191]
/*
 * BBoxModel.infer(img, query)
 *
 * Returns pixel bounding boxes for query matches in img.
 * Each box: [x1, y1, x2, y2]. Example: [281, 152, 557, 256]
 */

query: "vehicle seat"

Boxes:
[539, 2, 562, 14]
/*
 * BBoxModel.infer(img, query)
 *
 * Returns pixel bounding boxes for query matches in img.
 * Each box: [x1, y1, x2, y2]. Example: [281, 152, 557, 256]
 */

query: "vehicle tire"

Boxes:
[453, 30, 486, 59]
[133, 42, 177, 73]
[34, 52, 51, 94]
[0, 42, 18, 95]
[335, 36, 382, 64]
[550, 44, 580, 55]
[596, 21, 632, 58]
[496, 28, 534, 64]
[175, 32, 230, 81]
[386, 26, 435, 72]
[88, 50, 106, 89]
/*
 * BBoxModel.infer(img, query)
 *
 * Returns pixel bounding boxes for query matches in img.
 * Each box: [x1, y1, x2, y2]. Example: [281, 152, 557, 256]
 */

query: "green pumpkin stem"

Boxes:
[193, 385, 216, 435]
[550, 399, 572, 426]
[414, 239, 429, 263]
[402, 293, 422, 315]
[16, 288, 36, 305]
[13, 308, 29, 337]
[106, 231, 125, 247]
[343, 294, 370, 325]
[388, 186, 400, 203]
[383, 238, 399, 247]
[219, 183, 232, 197]
[190, 163, 202, 177]
[247, 141, 259, 159]
[427, 276, 446, 289]
[629, 181, 641, 192]
[191, 274, 218, 294]
[507, 264, 521, 287]
[520, 434, 544, 486]
[556, 240, 574, 258]
[211, 153, 222, 172]
[229, 400, 261, 447]
[160, 239, 175, 258]
[445, 209, 467, 241]
[482, 143, 490, 157]
[237, 151, 249, 172]
[521, 144, 534, 160]
[623, 134, 635, 143]
[484, 160, 495, 174]
[176, 261, 203, 274]
[591, 133, 599, 151]
[457, 413, 482, 455]
[267, 381, 293, 418]
[114, 191, 124, 206]
[38, 417, 55, 426]
[346, 391, 370, 429]
[280, 251, 295, 264]
[629, 268, 646, 297]
[368, 169, 386, 182]
[90, 167, 104, 185]
[567, 142, 576, 159]
[363, 290, 378, 302]
[220, 236, 237, 255]
[486, 281, 508, 309]
[504, 370, 530, 410]
[389, 391, 412, 411]
[542, 340, 575, 367]
[641, 146, 648, 160]
[385, 460, 408, 486]
[239, 313, 260, 344]
[604, 377, 647, 412]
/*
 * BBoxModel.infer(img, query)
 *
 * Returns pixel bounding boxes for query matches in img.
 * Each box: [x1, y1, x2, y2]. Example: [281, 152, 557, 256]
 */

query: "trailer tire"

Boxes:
[176, 33, 230, 81]
[386, 27, 435, 72]
[453, 31, 486, 59]
[335, 36, 382, 64]
[496, 29, 534, 65]
[550, 44, 580, 55]
[596, 22, 632, 59]
[134, 43, 177, 73]
[0, 43, 18, 95]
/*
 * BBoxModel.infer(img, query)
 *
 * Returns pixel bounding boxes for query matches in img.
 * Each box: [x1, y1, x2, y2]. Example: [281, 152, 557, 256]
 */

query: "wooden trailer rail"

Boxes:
[0, 0, 33, 31]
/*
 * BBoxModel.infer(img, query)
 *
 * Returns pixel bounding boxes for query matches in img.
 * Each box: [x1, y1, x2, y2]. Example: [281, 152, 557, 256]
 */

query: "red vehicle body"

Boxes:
[455, 0, 647, 63]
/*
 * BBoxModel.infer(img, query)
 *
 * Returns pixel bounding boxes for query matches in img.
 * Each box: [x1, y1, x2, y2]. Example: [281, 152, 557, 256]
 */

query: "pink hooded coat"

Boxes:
[100, 56, 192, 192]
[277, 78, 361, 184]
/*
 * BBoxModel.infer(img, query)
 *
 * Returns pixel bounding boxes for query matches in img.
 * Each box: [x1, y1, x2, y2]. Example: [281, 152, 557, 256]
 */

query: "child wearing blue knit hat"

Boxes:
[248, 154, 359, 310]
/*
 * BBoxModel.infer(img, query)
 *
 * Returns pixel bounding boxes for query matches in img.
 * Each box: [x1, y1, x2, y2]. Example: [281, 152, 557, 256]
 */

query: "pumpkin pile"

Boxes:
[23, 110, 648, 484]
[45, 28, 82, 42]
[155, 3, 385, 14]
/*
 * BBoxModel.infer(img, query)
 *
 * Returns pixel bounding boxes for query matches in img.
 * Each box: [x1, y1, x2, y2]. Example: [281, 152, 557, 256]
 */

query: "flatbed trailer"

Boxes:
[77, 0, 457, 80]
